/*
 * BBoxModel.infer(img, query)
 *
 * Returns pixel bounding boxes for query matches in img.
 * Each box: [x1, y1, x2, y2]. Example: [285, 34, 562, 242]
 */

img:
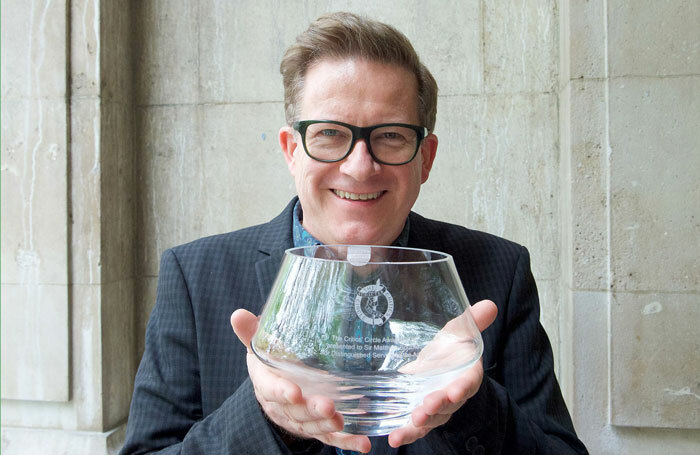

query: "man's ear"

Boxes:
[420, 133, 438, 183]
[279, 126, 298, 176]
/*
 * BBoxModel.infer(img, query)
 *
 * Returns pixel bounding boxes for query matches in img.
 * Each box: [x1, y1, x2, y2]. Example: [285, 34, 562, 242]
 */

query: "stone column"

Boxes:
[559, 1, 700, 453]
[1, 1, 135, 453]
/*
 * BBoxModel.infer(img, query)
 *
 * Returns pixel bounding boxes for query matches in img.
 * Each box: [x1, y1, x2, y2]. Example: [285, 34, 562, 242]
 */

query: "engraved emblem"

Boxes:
[354, 279, 394, 326]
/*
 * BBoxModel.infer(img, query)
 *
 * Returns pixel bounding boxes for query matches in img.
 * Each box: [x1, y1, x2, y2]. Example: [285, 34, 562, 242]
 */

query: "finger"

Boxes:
[411, 402, 454, 428]
[246, 356, 303, 404]
[410, 368, 483, 427]
[294, 411, 344, 435]
[413, 412, 451, 430]
[307, 395, 336, 418]
[445, 362, 483, 403]
[388, 425, 427, 448]
[421, 390, 449, 416]
[411, 407, 431, 427]
[230, 309, 259, 348]
[418, 370, 479, 417]
[281, 395, 336, 422]
[413, 400, 462, 428]
[470, 299, 498, 332]
[261, 405, 343, 439]
[319, 433, 371, 453]
[434, 398, 465, 416]
[252, 370, 303, 404]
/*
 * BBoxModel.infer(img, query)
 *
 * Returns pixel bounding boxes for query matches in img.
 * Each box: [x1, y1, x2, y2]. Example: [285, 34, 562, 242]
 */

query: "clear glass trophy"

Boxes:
[252, 245, 483, 436]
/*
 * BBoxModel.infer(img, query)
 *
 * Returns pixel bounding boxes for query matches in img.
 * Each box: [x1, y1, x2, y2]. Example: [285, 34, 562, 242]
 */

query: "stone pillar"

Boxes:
[1, 1, 135, 453]
[559, 1, 700, 453]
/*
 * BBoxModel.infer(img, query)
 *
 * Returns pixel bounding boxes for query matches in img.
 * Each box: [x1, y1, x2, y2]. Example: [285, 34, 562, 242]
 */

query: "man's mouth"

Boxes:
[332, 189, 384, 201]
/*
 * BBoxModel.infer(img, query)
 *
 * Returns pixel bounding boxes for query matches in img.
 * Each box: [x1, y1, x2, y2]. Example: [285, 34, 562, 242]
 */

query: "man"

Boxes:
[121, 12, 587, 454]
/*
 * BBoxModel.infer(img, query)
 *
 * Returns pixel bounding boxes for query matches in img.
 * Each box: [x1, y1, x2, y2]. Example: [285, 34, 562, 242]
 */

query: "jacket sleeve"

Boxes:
[119, 249, 288, 455]
[427, 246, 588, 454]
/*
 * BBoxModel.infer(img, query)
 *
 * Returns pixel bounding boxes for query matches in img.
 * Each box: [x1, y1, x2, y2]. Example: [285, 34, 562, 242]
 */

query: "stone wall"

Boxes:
[1, 0, 134, 452]
[1, 1, 698, 453]
[559, 0, 699, 452]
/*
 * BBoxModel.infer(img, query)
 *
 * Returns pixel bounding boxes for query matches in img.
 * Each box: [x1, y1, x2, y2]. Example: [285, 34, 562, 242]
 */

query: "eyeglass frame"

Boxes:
[292, 119, 428, 166]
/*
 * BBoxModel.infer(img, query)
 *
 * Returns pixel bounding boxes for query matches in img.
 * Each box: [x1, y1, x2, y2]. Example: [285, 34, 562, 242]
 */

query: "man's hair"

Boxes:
[280, 12, 438, 133]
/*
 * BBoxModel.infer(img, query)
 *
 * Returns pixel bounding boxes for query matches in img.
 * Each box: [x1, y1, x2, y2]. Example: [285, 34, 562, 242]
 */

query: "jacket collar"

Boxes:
[256, 197, 297, 255]
[407, 210, 442, 251]
[254, 197, 297, 301]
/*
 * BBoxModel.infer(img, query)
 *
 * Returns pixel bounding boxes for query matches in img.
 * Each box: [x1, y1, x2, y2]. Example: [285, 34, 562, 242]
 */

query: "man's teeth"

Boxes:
[333, 190, 382, 201]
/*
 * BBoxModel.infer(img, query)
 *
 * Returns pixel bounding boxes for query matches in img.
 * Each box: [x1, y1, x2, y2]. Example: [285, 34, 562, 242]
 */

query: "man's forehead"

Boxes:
[299, 58, 419, 122]
[305, 57, 416, 85]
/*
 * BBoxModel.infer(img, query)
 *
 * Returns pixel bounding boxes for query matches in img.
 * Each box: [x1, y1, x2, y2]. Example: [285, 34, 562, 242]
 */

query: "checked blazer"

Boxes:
[121, 198, 587, 454]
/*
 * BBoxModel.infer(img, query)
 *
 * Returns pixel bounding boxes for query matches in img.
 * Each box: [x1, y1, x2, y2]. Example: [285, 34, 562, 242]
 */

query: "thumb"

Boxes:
[470, 300, 498, 333]
[231, 309, 259, 349]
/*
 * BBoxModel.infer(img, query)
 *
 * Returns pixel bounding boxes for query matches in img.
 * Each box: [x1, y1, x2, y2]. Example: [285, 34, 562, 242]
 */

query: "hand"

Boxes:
[231, 309, 372, 453]
[388, 299, 498, 448]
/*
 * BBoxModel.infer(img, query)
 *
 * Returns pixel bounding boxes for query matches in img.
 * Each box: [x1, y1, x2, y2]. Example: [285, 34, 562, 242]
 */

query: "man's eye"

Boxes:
[379, 131, 407, 142]
[320, 129, 339, 137]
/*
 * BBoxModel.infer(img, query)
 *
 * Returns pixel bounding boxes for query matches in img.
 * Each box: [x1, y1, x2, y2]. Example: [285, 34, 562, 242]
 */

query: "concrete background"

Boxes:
[1, 1, 698, 453]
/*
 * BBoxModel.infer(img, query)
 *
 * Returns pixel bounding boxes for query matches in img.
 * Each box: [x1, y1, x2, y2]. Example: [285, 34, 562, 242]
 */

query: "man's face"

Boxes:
[279, 58, 437, 246]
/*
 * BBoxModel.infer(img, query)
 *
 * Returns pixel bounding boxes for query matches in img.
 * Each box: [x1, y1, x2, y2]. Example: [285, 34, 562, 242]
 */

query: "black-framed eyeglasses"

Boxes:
[293, 120, 427, 166]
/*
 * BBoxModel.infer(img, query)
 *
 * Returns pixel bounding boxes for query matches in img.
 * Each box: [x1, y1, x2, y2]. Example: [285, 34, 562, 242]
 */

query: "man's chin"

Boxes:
[330, 224, 395, 246]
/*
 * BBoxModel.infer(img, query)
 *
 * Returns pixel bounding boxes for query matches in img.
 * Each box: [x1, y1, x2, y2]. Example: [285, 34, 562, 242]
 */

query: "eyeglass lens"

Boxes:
[304, 123, 418, 164]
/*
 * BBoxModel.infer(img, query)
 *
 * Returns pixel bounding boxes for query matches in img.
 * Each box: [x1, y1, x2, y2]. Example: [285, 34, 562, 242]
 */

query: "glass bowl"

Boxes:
[252, 245, 482, 436]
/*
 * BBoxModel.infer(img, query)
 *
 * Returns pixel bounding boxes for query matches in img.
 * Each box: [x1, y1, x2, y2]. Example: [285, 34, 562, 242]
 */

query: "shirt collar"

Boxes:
[292, 200, 410, 248]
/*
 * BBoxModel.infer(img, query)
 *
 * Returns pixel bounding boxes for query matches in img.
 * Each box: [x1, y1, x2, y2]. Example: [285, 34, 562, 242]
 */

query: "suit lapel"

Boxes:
[255, 198, 296, 303]
[255, 252, 285, 304]
[407, 211, 443, 251]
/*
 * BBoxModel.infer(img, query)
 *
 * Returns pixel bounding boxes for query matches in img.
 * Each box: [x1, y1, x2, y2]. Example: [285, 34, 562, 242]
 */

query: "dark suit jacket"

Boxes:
[121, 198, 587, 454]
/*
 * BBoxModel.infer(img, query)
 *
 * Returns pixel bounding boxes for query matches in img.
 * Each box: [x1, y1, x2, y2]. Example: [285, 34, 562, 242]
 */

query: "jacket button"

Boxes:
[466, 436, 478, 451]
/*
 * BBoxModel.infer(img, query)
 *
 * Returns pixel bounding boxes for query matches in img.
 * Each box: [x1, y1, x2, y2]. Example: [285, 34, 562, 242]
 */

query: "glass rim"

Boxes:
[284, 244, 453, 265]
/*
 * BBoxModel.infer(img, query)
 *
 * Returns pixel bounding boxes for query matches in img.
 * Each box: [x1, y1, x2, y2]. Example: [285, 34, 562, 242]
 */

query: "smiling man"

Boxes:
[280, 58, 436, 247]
[121, 12, 587, 455]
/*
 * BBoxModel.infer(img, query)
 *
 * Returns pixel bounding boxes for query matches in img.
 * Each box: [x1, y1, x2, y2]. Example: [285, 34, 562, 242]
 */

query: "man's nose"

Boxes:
[338, 139, 381, 180]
